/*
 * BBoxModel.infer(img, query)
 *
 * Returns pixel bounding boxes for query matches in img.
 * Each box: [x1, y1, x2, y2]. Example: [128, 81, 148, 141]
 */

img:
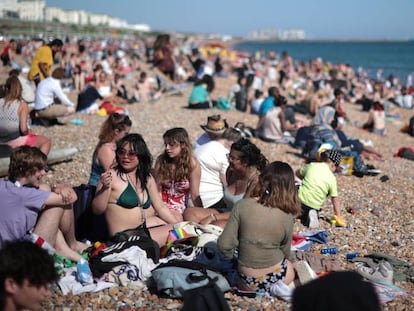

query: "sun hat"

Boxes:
[200, 115, 228, 134]
[326, 149, 342, 166]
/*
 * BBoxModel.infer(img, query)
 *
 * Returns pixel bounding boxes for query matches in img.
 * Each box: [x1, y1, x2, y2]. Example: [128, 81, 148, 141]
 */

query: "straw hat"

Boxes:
[200, 115, 228, 134]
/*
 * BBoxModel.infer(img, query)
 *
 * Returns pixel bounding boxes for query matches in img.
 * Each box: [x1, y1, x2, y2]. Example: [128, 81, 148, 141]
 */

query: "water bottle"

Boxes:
[30, 233, 56, 255]
[346, 252, 364, 260]
[77, 258, 94, 285]
[316, 247, 337, 255]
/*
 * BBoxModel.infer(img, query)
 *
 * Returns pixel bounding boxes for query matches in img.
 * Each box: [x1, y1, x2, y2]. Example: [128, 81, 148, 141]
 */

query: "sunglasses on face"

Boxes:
[117, 148, 138, 158]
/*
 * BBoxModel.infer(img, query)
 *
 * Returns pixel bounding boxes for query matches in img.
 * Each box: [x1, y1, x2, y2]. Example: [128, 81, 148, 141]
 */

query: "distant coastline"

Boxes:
[233, 38, 412, 44]
[231, 40, 414, 81]
[227, 37, 413, 53]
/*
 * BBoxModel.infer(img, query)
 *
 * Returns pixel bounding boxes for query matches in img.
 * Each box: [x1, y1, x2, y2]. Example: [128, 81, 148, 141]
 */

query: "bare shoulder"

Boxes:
[191, 156, 200, 167]
[99, 143, 116, 153]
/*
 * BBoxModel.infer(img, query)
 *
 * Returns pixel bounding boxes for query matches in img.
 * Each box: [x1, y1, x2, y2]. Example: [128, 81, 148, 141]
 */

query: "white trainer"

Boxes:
[269, 280, 293, 302]
[308, 209, 319, 228]
[357, 261, 393, 284]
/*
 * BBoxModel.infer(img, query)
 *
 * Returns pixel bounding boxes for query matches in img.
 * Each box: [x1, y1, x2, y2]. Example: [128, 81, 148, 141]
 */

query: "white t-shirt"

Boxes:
[193, 132, 211, 150]
[194, 141, 229, 208]
[402, 94, 413, 109]
[34, 77, 74, 110]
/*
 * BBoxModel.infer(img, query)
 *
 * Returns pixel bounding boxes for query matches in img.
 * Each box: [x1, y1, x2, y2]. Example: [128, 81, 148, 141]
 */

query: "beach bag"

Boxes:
[182, 279, 231, 311]
[338, 150, 367, 177]
[340, 155, 354, 176]
[409, 116, 414, 136]
[194, 241, 239, 287]
[73, 184, 109, 243]
[151, 260, 231, 298]
[394, 147, 414, 161]
[90, 235, 159, 278]
[234, 88, 247, 112]
[234, 122, 255, 138]
[217, 97, 231, 111]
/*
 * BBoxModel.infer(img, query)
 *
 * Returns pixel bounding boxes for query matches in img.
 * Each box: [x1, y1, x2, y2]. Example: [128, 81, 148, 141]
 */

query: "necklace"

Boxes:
[126, 173, 144, 203]
[126, 173, 137, 190]
[126, 173, 146, 223]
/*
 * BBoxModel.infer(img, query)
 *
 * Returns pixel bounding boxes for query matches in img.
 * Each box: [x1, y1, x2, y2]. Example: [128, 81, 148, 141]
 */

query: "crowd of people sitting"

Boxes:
[0, 33, 412, 308]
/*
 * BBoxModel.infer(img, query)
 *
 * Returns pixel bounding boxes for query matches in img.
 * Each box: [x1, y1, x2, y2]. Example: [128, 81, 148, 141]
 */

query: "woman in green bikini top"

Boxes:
[113, 180, 152, 209]
[92, 133, 180, 247]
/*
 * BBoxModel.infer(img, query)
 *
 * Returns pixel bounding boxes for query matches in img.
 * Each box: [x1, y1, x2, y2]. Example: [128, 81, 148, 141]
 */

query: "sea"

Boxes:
[233, 40, 414, 84]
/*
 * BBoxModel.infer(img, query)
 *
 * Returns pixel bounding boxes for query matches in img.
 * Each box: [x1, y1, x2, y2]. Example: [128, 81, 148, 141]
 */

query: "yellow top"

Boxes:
[28, 45, 53, 81]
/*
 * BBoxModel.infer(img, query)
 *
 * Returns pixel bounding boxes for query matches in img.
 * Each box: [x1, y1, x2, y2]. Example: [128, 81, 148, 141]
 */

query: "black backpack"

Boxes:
[409, 116, 414, 136]
[72, 184, 109, 243]
[182, 278, 231, 311]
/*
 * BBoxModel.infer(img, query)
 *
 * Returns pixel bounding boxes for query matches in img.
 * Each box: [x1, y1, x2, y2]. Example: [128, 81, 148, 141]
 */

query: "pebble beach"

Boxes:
[0, 45, 413, 308]
[17, 72, 412, 310]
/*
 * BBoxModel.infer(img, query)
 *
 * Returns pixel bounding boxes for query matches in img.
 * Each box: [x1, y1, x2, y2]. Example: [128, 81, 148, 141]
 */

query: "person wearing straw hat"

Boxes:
[194, 114, 228, 150]
[184, 128, 242, 223]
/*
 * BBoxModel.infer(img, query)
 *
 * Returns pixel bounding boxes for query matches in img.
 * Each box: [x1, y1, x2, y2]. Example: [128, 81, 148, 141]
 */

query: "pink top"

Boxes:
[161, 180, 190, 214]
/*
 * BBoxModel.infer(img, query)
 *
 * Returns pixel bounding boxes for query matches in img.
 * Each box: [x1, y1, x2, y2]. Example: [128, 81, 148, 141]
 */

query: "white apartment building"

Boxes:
[65, 10, 88, 26]
[1, 0, 141, 31]
[17, 0, 45, 21]
[281, 29, 306, 40]
[129, 24, 151, 32]
[88, 12, 109, 26]
[107, 17, 127, 29]
[44, 6, 66, 23]
[0, 0, 18, 18]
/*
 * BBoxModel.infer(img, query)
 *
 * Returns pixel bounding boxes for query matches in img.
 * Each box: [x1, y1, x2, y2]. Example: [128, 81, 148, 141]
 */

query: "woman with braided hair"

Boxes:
[198, 138, 268, 227]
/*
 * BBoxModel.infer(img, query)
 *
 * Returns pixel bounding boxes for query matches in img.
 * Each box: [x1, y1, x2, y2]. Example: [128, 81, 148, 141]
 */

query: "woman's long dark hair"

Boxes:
[194, 74, 215, 93]
[115, 133, 152, 190]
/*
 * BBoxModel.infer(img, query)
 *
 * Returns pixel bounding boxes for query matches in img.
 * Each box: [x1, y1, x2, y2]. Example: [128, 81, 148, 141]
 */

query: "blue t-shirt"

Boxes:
[258, 96, 275, 116]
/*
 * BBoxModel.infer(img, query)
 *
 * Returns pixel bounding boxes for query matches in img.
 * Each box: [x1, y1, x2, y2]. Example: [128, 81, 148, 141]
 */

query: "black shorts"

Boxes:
[209, 198, 229, 213]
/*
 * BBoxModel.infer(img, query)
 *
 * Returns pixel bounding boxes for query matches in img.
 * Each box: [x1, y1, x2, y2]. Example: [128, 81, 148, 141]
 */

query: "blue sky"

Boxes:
[46, 0, 414, 39]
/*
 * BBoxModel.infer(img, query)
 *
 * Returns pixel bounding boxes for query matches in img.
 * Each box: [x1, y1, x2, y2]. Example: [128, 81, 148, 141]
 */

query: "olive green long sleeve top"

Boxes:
[218, 198, 295, 268]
